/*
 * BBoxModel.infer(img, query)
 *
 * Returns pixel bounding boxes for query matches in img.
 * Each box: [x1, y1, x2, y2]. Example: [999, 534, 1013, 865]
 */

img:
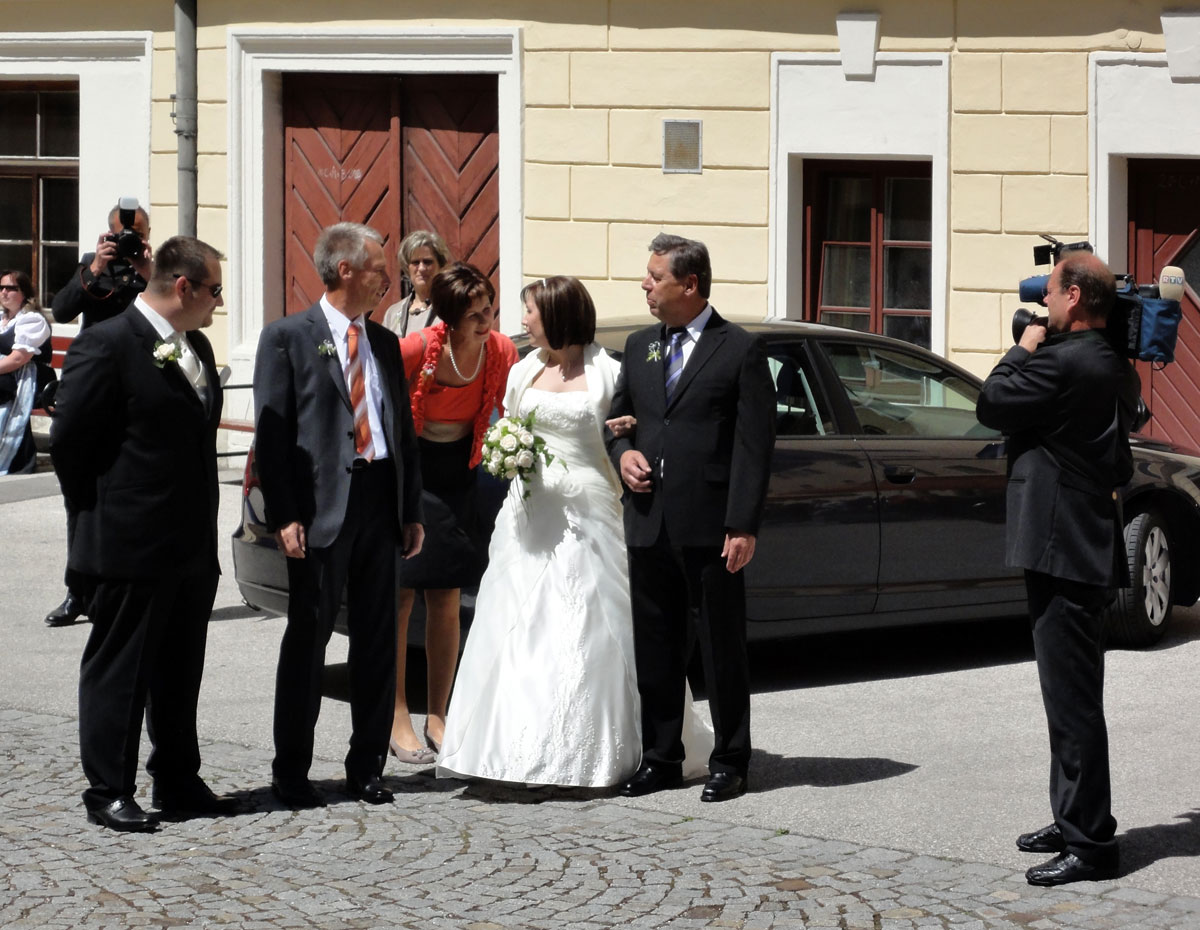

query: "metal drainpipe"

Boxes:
[174, 0, 198, 237]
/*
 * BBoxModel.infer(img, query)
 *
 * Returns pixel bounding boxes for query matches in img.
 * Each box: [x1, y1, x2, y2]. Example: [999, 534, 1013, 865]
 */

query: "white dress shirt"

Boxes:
[135, 295, 208, 400]
[320, 295, 389, 460]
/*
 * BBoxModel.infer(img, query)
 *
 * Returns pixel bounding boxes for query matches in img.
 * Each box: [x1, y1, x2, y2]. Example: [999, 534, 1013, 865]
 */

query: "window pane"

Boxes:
[0, 92, 37, 156]
[883, 246, 930, 310]
[883, 314, 931, 350]
[42, 176, 78, 242]
[820, 311, 870, 332]
[0, 244, 32, 278]
[767, 348, 832, 436]
[824, 176, 872, 241]
[42, 244, 81, 306]
[884, 177, 931, 241]
[0, 177, 33, 241]
[40, 91, 80, 157]
[820, 244, 870, 308]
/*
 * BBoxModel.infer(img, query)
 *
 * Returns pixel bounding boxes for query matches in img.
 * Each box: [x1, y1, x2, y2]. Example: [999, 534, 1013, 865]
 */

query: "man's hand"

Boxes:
[619, 450, 653, 493]
[275, 521, 307, 559]
[89, 232, 117, 277]
[1019, 321, 1047, 354]
[401, 522, 425, 559]
[721, 531, 756, 573]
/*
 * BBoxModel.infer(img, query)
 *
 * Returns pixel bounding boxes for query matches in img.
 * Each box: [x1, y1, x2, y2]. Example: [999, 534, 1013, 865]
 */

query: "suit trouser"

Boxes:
[629, 529, 751, 775]
[78, 571, 218, 810]
[1025, 569, 1118, 863]
[273, 460, 397, 782]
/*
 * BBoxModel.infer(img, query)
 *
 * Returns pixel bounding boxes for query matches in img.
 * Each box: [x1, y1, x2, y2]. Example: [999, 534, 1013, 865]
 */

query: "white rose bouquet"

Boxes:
[481, 411, 557, 499]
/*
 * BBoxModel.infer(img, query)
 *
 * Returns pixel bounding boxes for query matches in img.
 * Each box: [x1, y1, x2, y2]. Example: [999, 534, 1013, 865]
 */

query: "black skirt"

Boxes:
[396, 434, 484, 590]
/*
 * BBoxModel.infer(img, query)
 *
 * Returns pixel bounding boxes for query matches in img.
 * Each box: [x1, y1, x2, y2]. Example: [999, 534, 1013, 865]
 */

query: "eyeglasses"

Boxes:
[175, 275, 222, 299]
[0, 285, 21, 293]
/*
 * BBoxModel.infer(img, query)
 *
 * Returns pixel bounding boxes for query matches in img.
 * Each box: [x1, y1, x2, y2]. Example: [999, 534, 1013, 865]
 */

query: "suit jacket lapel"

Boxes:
[128, 309, 205, 415]
[666, 310, 726, 412]
[365, 322, 397, 454]
[307, 305, 352, 412]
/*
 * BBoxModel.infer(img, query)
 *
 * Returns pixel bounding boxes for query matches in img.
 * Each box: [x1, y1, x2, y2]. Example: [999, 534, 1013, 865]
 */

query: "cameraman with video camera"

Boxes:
[51, 200, 152, 330]
[43, 200, 152, 630]
[976, 251, 1141, 887]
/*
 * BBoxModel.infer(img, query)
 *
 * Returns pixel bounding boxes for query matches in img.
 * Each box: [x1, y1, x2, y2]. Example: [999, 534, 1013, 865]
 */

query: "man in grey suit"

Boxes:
[253, 222, 424, 808]
[977, 252, 1141, 886]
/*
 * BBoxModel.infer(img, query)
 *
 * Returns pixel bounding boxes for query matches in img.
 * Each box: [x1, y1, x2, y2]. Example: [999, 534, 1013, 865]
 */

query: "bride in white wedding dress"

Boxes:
[436, 277, 711, 788]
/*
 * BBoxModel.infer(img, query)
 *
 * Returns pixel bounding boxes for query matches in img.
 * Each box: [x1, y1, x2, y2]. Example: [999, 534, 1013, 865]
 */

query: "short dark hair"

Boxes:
[148, 236, 224, 296]
[430, 262, 495, 328]
[0, 269, 37, 307]
[520, 276, 596, 349]
[649, 232, 711, 299]
[1058, 254, 1115, 323]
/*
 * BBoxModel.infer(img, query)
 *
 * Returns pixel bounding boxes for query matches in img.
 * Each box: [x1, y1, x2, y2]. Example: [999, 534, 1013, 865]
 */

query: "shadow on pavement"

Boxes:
[1117, 808, 1200, 877]
[751, 749, 917, 791]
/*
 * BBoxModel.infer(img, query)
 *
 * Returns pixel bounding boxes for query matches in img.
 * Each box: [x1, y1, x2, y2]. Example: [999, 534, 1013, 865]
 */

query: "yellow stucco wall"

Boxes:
[4, 0, 1190, 374]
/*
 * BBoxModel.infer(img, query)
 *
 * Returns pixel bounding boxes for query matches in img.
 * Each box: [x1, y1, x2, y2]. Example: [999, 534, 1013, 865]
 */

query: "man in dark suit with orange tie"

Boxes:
[978, 252, 1141, 886]
[606, 233, 775, 803]
[51, 236, 228, 831]
[253, 222, 424, 808]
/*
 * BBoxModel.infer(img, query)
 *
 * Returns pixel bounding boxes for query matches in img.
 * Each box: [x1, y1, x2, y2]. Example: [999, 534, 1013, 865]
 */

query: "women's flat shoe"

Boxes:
[389, 738, 436, 765]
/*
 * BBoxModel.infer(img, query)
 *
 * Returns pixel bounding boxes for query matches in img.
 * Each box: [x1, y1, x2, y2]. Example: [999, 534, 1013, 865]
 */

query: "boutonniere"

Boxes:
[152, 339, 181, 368]
[646, 340, 662, 363]
[317, 339, 337, 358]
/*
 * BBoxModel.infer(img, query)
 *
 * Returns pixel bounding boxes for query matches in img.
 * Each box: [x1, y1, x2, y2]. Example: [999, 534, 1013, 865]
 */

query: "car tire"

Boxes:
[1105, 509, 1172, 648]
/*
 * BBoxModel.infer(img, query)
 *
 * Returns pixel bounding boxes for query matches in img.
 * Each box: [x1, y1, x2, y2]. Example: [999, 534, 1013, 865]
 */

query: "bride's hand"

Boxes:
[605, 415, 636, 438]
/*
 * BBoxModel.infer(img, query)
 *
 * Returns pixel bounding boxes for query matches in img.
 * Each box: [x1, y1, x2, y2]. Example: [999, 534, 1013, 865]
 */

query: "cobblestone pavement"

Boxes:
[4, 709, 1200, 930]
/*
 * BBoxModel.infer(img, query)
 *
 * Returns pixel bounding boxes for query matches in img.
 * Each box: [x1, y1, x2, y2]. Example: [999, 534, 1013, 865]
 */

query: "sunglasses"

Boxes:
[174, 275, 222, 299]
[0, 284, 21, 293]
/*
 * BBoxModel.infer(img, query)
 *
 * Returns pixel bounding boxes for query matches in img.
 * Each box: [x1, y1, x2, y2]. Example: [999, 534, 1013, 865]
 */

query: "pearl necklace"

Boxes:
[447, 337, 485, 382]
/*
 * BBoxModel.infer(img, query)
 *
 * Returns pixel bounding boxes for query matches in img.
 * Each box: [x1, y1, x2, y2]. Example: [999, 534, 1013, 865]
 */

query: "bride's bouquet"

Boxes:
[482, 411, 557, 498]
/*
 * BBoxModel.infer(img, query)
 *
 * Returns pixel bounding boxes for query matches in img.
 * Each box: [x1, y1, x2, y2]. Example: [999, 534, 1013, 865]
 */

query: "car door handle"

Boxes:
[882, 465, 917, 484]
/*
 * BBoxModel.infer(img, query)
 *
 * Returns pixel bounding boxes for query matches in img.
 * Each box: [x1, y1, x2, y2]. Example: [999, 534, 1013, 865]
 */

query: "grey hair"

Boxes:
[648, 232, 712, 299]
[315, 222, 385, 288]
[397, 229, 452, 272]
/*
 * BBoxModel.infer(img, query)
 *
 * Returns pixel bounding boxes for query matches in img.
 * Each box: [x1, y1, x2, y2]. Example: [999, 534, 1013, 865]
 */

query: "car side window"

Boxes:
[823, 341, 999, 438]
[766, 344, 833, 437]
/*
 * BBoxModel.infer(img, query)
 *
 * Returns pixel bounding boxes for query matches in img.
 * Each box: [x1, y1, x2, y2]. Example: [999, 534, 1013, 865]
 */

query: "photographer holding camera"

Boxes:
[51, 200, 152, 330]
[976, 252, 1141, 887]
[43, 200, 152, 629]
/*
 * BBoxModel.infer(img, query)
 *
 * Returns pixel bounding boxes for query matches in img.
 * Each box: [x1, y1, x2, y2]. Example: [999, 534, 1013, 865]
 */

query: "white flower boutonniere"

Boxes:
[317, 339, 337, 358]
[152, 339, 181, 368]
[646, 341, 662, 363]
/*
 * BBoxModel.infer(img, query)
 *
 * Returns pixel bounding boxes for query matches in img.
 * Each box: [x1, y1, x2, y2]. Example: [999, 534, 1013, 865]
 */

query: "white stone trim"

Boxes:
[1090, 52, 1200, 273]
[835, 13, 881, 80]
[0, 32, 152, 258]
[1162, 10, 1200, 81]
[226, 26, 524, 392]
[769, 51, 949, 355]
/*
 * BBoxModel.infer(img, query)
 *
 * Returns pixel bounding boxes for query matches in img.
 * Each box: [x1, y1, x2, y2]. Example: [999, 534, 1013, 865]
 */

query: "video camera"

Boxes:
[1012, 234, 1184, 365]
[104, 196, 146, 265]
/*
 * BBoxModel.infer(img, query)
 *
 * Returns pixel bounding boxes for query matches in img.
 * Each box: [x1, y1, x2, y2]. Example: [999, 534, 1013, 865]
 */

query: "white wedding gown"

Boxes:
[437, 387, 712, 787]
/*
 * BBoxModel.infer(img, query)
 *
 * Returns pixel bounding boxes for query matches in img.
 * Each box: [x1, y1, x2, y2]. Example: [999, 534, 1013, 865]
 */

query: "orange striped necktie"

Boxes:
[346, 321, 373, 459]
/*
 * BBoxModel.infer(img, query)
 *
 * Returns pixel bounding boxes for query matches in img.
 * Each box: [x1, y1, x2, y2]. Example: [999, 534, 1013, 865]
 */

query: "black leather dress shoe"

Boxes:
[346, 773, 393, 804]
[44, 593, 85, 628]
[86, 797, 159, 832]
[271, 776, 326, 809]
[1026, 851, 1118, 886]
[1016, 822, 1065, 853]
[153, 779, 240, 817]
[700, 772, 747, 802]
[620, 764, 683, 798]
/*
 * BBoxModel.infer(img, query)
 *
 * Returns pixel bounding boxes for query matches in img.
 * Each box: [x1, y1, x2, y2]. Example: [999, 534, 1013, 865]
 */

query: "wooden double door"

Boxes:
[282, 72, 499, 319]
[1128, 158, 1200, 451]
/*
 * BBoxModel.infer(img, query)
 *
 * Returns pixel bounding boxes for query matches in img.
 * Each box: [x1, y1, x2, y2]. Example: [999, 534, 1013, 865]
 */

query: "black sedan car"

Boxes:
[233, 320, 1200, 648]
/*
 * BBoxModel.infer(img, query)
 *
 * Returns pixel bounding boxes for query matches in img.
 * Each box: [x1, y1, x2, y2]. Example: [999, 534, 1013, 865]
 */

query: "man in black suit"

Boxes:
[977, 252, 1141, 886]
[253, 222, 424, 808]
[45, 201, 153, 629]
[50, 236, 228, 831]
[607, 233, 775, 802]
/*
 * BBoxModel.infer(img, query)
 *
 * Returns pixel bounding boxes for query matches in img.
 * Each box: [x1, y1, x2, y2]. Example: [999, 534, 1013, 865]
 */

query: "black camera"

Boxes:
[104, 197, 145, 263]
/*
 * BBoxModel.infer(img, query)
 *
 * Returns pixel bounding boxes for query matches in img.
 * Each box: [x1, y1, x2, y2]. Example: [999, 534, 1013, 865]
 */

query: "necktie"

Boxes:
[664, 327, 686, 403]
[346, 322, 374, 459]
[174, 333, 206, 397]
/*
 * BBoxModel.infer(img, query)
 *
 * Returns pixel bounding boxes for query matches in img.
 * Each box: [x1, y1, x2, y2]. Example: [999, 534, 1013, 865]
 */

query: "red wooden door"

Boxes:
[1128, 159, 1200, 451]
[282, 73, 402, 316]
[401, 74, 500, 301]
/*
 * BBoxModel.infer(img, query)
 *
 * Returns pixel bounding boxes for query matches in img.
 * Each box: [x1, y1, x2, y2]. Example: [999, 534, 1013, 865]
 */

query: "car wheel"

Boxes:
[1105, 509, 1172, 648]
